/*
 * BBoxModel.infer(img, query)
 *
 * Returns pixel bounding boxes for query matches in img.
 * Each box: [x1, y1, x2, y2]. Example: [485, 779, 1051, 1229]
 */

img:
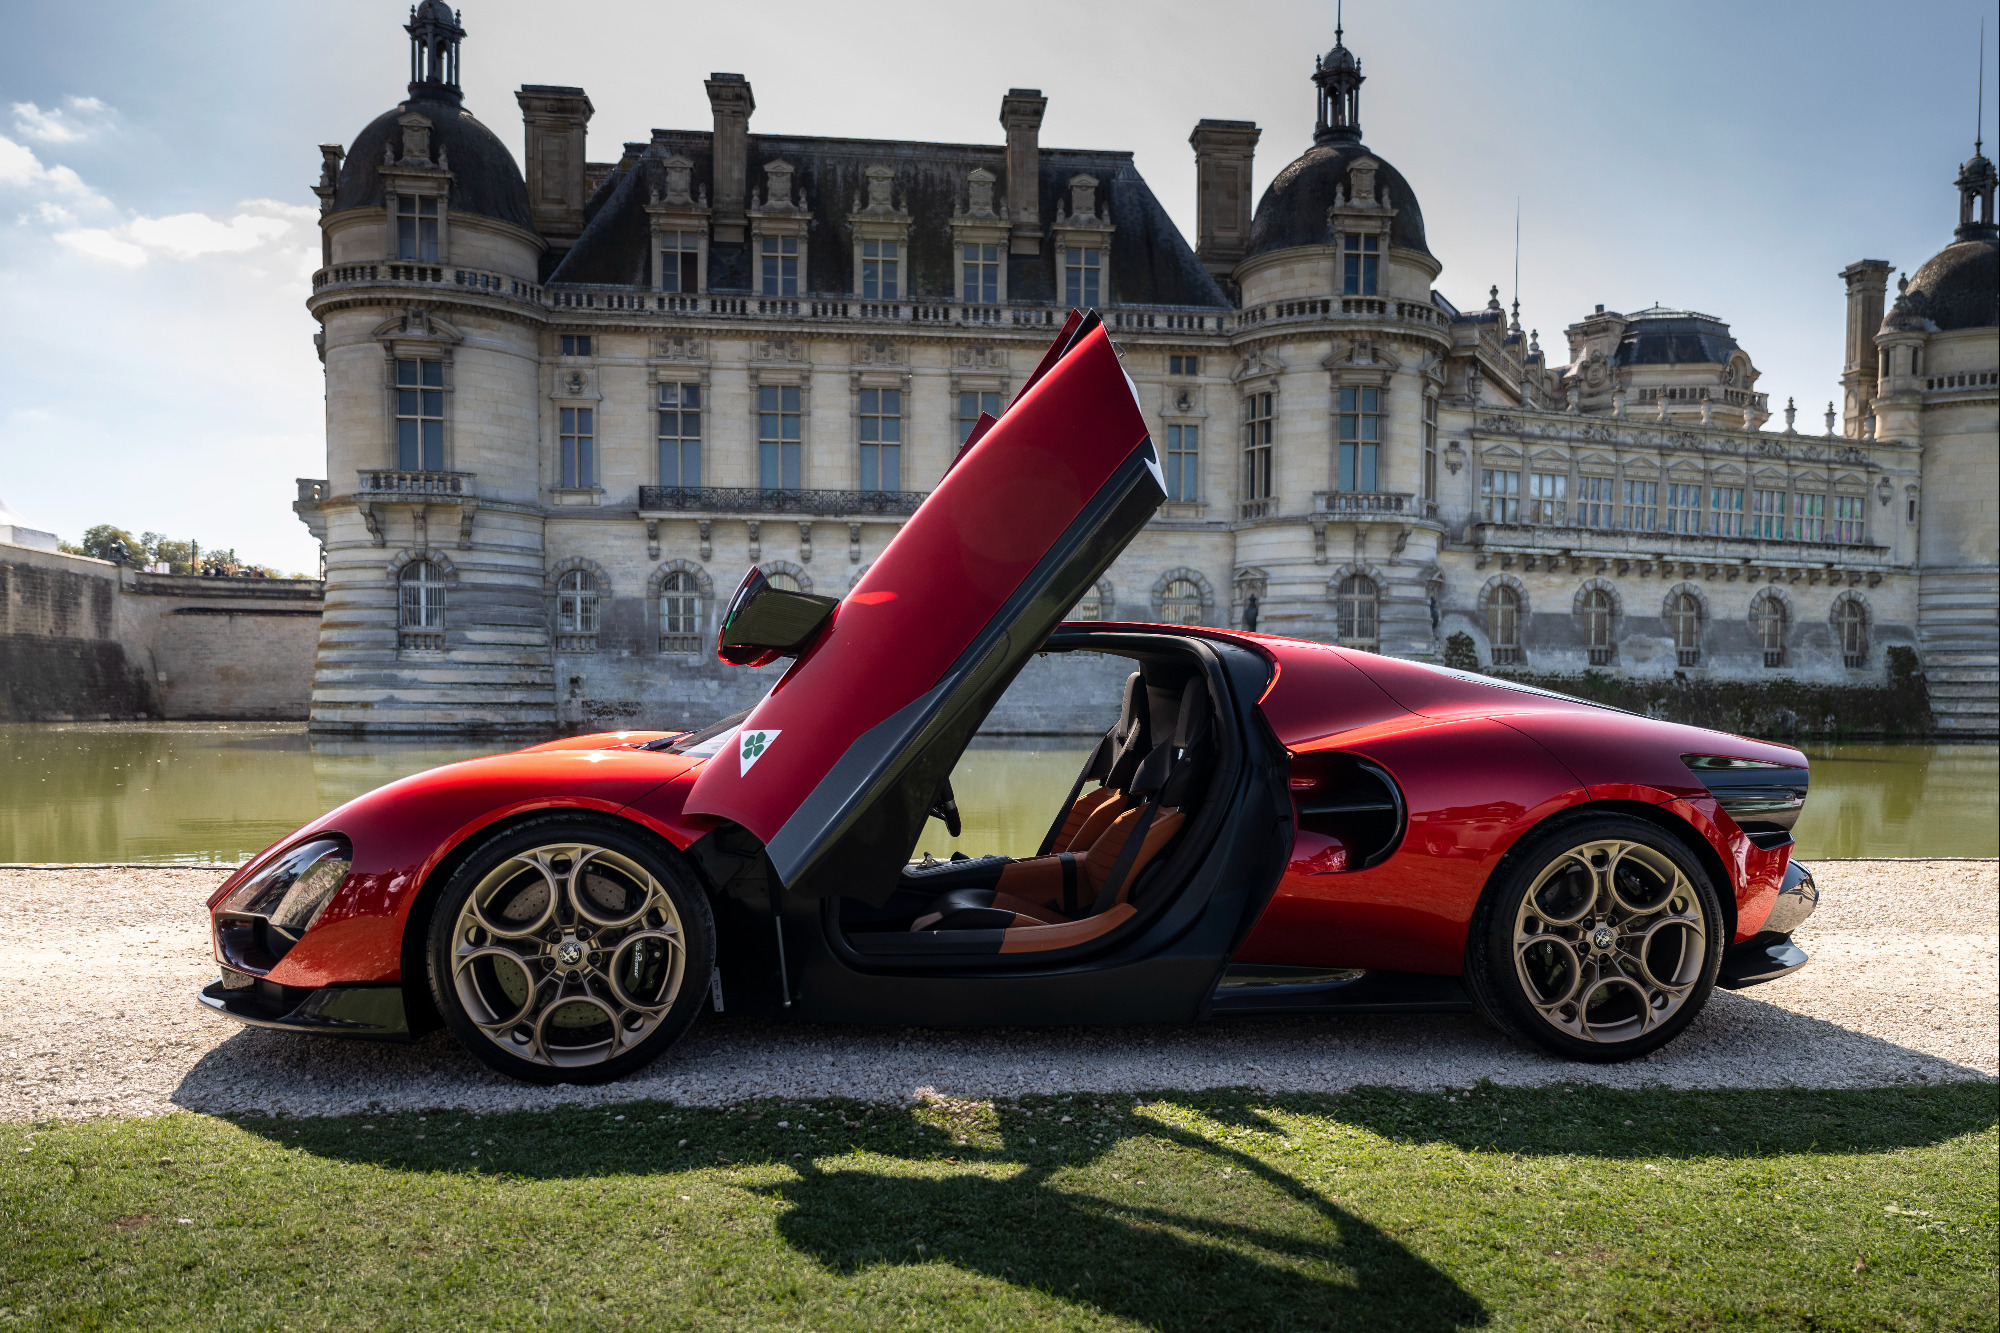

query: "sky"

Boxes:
[2, 0, 1995, 574]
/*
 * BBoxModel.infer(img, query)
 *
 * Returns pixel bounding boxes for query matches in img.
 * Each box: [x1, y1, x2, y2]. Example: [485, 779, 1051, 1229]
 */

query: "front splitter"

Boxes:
[197, 979, 411, 1041]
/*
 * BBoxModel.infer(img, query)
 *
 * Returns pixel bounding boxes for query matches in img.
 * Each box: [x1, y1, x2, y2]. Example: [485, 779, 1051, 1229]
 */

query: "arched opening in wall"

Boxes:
[1069, 580, 1110, 621]
[659, 571, 703, 655]
[1158, 578, 1204, 626]
[1670, 592, 1702, 667]
[556, 570, 600, 653]
[1834, 595, 1868, 669]
[1488, 585, 1521, 665]
[1752, 592, 1788, 669]
[764, 570, 803, 593]
[398, 560, 445, 652]
[1579, 587, 1614, 666]
[1334, 574, 1379, 652]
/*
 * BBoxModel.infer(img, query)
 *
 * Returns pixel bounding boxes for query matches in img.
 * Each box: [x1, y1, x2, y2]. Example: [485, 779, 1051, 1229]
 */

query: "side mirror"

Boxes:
[715, 566, 839, 667]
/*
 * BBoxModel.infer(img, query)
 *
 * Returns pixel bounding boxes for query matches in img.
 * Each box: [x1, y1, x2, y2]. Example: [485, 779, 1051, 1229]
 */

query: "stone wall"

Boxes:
[0, 543, 323, 722]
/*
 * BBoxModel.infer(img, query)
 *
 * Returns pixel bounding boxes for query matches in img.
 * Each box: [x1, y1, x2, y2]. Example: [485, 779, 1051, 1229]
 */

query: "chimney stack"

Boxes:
[1189, 119, 1259, 282]
[516, 85, 594, 245]
[1000, 88, 1047, 256]
[706, 73, 755, 244]
[1838, 259, 1893, 437]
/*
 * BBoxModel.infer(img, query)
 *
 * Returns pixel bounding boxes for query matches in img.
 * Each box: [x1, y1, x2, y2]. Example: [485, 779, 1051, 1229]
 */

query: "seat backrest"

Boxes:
[1099, 672, 1151, 790]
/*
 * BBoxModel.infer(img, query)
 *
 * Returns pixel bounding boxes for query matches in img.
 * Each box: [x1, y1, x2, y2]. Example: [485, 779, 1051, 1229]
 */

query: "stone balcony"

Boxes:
[637, 485, 927, 519]
[311, 263, 544, 304]
[1311, 491, 1441, 521]
[356, 470, 477, 499]
[1237, 296, 1449, 333]
[1466, 520, 1893, 584]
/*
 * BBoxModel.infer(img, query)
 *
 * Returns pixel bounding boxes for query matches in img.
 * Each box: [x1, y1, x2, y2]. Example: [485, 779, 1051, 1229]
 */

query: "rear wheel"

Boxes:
[1466, 813, 1722, 1062]
[426, 816, 714, 1085]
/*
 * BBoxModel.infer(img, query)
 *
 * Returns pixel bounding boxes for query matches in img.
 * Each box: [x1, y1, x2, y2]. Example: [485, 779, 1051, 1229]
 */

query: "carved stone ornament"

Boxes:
[952, 345, 1008, 370]
[957, 168, 1004, 221]
[852, 341, 906, 365]
[654, 335, 707, 360]
[662, 155, 697, 206]
[398, 113, 433, 167]
[756, 339, 808, 362]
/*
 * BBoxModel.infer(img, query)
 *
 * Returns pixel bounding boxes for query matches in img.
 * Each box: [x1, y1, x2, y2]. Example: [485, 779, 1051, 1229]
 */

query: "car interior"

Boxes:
[834, 638, 1237, 960]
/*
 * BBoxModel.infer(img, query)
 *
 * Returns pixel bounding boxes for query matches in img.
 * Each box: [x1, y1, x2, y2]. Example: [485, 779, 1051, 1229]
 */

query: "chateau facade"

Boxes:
[298, 4, 1999, 734]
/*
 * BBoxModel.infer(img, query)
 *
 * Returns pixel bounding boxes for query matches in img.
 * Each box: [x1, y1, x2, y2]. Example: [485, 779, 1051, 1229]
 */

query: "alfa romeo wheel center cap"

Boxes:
[1590, 926, 1616, 952]
[555, 939, 585, 968]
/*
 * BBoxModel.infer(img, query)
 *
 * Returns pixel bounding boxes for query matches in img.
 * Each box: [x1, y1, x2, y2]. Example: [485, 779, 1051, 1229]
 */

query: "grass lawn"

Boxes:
[2, 1083, 1994, 1331]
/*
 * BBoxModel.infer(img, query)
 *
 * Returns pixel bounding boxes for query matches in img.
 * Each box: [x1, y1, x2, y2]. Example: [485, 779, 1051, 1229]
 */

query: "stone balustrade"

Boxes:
[356, 469, 477, 498]
[637, 485, 927, 518]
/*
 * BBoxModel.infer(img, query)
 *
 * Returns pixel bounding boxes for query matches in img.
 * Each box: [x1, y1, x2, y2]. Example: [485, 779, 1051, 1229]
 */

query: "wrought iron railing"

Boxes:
[637, 486, 927, 517]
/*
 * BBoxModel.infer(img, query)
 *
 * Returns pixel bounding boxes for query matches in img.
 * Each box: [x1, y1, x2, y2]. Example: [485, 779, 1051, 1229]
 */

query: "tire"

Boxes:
[1465, 812, 1723, 1063]
[425, 815, 716, 1085]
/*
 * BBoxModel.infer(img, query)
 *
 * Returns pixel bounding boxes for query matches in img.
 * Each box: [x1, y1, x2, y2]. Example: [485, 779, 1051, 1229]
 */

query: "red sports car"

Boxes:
[201, 312, 1819, 1084]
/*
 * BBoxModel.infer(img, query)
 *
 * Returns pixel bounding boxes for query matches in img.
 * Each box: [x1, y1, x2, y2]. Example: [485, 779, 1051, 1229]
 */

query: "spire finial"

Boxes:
[1978, 17, 1986, 156]
[1312, 5, 1365, 146]
[1336, 0, 1344, 47]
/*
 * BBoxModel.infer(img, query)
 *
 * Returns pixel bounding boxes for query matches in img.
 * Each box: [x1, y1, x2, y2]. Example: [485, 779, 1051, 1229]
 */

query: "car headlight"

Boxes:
[216, 835, 352, 971]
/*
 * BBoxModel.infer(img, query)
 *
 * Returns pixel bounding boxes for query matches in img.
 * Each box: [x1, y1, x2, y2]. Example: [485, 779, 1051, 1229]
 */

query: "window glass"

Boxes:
[1529, 472, 1567, 524]
[961, 244, 999, 304]
[1488, 585, 1520, 665]
[1836, 598, 1868, 667]
[758, 384, 803, 489]
[1580, 588, 1613, 664]
[1832, 494, 1865, 544]
[957, 390, 1002, 443]
[661, 233, 700, 294]
[760, 235, 799, 297]
[1166, 424, 1199, 502]
[764, 570, 803, 593]
[399, 560, 445, 629]
[1622, 480, 1658, 532]
[658, 383, 702, 488]
[1480, 468, 1521, 523]
[1063, 247, 1101, 307]
[559, 335, 592, 357]
[1169, 355, 1199, 376]
[1338, 387, 1380, 491]
[1671, 593, 1701, 666]
[1751, 488, 1786, 540]
[659, 571, 703, 654]
[1793, 493, 1826, 543]
[1577, 476, 1614, 529]
[858, 387, 902, 493]
[1242, 392, 1274, 503]
[559, 407, 594, 488]
[1160, 578, 1203, 625]
[1665, 483, 1702, 534]
[1753, 594, 1786, 667]
[395, 359, 445, 471]
[1334, 574, 1378, 649]
[862, 239, 900, 300]
[396, 195, 440, 262]
[556, 570, 600, 635]
[1710, 485, 1744, 537]
[1071, 584, 1105, 620]
[1341, 233, 1379, 295]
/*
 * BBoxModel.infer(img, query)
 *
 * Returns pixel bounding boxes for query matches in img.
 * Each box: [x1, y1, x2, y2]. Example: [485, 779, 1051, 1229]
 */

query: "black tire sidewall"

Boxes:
[1468, 812, 1723, 1064]
[425, 814, 716, 1085]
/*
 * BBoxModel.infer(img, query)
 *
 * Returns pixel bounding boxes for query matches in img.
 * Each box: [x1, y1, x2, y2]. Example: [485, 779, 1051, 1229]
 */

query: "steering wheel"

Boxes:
[929, 776, 963, 838]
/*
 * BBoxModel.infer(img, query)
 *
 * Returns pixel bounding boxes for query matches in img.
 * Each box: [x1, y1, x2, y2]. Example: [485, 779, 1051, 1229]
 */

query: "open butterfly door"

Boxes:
[682, 318, 1164, 904]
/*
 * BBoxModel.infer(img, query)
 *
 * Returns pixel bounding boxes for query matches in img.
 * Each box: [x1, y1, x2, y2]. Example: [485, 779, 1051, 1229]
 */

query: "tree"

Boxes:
[1442, 631, 1481, 672]
[79, 525, 142, 563]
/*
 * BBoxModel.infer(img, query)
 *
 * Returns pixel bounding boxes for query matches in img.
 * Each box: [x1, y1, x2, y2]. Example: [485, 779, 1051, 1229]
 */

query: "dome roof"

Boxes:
[1612, 307, 1741, 366]
[1244, 142, 1430, 262]
[333, 93, 532, 231]
[1896, 239, 1998, 331]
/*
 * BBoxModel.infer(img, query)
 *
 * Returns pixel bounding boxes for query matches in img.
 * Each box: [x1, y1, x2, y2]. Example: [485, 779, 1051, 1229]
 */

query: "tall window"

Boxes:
[1577, 476, 1615, 529]
[396, 196, 439, 262]
[862, 240, 899, 300]
[1670, 592, 1701, 667]
[1710, 485, 1744, 537]
[658, 383, 702, 488]
[858, 388, 902, 492]
[1793, 493, 1826, 543]
[1750, 489, 1786, 540]
[1342, 233, 1379, 295]
[1835, 597, 1868, 668]
[760, 236, 799, 296]
[958, 390, 1001, 443]
[1160, 578, 1203, 625]
[1421, 396, 1438, 501]
[1665, 483, 1702, 534]
[1333, 574, 1379, 650]
[1529, 472, 1567, 525]
[1243, 392, 1274, 510]
[398, 560, 445, 637]
[1480, 468, 1521, 523]
[661, 232, 699, 293]
[1064, 247, 1101, 307]
[556, 570, 599, 649]
[1488, 585, 1521, 666]
[1071, 583, 1106, 620]
[395, 359, 445, 471]
[1752, 593, 1787, 668]
[1832, 494, 1866, 545]
[1338, 387, 1380, 491]
[1622, 480, 1658, 532]
[758, 385, 803, 489]
[961, 244, 999, 304]
[559, 407, 594, 488]
[659, 572, 703, 654]
[1579, 587, 1614, 666]
[1166, 424, 1199, 501]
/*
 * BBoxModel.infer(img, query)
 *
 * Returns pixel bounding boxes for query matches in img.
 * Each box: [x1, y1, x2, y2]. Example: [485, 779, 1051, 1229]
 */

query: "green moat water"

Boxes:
[0, 722, 1993, 865]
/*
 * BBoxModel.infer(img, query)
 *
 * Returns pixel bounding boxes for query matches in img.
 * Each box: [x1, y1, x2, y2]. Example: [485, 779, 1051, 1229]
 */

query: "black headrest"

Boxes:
[1127, 739, 1176, 797]
[1173, 677, 1209, 750]
[1102, 672, 1151, 788]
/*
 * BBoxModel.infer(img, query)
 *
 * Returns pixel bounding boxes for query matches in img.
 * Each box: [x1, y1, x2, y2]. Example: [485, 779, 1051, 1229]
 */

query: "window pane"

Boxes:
[397, 419, 419, 470]
[397, 359, 418, 386]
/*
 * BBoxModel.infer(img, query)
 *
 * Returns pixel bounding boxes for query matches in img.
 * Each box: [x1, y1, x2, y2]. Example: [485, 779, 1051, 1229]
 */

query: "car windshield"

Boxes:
[650, 707, 752, 757]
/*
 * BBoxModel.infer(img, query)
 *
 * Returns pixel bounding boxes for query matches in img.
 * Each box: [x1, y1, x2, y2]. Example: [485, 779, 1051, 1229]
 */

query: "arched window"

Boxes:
[1834, 597, 1868, 668]
[398, 559, 445, 650]
[1159, 578, 1203, 625]
[764, 570, 802, 593]
[1670, 592, 1702, 667]
[1070, 582, 1105, 621]
[1488, 585, 1521, 665]
[659, 571, 703, 654]
[1334, 574, 1379, 651]
[1752, 593, 1787, 669]
[556, 570, 599, 652]
[1580, 587, 1614, 666]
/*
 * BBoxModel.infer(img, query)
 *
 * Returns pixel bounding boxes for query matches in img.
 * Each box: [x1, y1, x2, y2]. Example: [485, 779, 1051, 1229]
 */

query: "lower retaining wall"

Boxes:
[1487, 667, 1936, 741]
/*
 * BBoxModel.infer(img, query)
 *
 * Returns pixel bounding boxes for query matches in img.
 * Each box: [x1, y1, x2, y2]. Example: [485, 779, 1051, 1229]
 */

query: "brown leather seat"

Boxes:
[1039, 672, 1151, 855]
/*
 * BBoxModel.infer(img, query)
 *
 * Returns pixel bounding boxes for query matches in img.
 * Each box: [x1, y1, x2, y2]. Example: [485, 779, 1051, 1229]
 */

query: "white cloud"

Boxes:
[0, 132, 108, 207]
[55, 199, 318, 268]
[10, 96, 112, 145]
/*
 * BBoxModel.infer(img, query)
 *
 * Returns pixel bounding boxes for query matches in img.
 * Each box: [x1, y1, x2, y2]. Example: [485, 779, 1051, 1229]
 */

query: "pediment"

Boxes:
[372, 308, 464, 345]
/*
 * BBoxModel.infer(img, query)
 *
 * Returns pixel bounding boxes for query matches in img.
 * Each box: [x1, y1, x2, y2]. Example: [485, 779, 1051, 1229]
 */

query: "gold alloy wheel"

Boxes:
[1511, 838, 1707, 1044]
[449, 842, 687, 1070]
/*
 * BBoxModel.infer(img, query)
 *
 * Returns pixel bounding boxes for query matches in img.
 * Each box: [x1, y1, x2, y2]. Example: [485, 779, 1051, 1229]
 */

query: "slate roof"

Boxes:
[547, 131, 1230, 308]
[1897, 239, 1999, 331]
[1612, 308, 1741, 367]
[335, 92, 534, 231]
[1244, 141, 1431, 261]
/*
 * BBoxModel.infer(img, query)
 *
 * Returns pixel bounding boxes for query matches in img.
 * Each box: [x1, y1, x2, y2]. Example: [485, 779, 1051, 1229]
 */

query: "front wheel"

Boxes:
[426, 816, 715, 1085]
[1465, 814, 1723, 1063]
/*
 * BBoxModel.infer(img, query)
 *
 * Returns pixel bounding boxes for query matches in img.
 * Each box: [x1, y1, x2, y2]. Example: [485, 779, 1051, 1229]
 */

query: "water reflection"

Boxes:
[0, 725, 1992, 865]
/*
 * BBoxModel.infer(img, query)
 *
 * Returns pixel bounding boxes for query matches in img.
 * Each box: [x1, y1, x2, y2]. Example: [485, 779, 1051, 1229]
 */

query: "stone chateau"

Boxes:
[296, 3, 1998, 734]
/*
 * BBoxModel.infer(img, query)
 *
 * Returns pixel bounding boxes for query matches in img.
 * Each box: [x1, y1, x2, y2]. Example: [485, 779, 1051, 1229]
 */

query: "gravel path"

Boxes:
[2, 861, 1992, 1121]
